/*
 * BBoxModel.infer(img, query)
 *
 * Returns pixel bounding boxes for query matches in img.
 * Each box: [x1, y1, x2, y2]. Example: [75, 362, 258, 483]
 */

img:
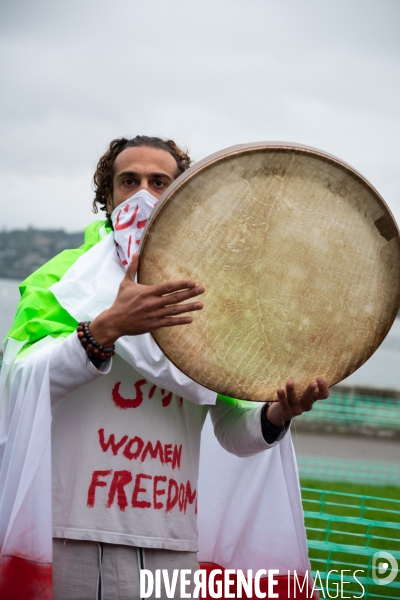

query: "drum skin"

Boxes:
[138, 142, 400, 401]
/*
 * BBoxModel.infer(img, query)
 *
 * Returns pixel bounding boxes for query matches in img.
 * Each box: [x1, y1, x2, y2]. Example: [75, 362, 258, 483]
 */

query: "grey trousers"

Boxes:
[53, 538, 200, 600]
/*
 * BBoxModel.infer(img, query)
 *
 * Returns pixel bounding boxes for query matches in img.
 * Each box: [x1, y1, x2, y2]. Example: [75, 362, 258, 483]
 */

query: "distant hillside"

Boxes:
[0, 228, 84, 280]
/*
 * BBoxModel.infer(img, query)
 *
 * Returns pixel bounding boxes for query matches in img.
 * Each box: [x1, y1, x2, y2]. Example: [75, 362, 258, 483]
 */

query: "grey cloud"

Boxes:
[1, 0, 399, 230]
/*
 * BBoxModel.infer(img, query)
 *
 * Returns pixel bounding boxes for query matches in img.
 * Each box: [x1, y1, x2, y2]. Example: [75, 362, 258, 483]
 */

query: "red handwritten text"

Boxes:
[112, 379, 183, 410]
[87, 470, 197, 514]
[114, 203, 139, 231]
[98, 429, 182, 470]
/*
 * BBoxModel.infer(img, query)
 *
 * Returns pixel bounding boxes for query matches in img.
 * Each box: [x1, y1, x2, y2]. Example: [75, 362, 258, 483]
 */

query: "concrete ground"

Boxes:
[292, 430, 400, 464]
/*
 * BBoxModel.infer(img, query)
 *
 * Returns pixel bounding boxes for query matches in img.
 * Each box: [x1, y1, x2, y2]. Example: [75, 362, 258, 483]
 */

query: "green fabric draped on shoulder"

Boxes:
[7, 220, 112, 348]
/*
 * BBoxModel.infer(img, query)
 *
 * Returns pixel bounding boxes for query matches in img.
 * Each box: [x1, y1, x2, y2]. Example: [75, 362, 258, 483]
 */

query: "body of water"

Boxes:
[0, 278, 22, 350]
[340, 318, 400, 390]
[1, 277, 399, 390]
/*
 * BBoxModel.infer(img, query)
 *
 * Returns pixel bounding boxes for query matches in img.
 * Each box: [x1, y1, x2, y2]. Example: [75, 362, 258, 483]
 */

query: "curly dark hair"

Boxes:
[92, 135, 192, 219]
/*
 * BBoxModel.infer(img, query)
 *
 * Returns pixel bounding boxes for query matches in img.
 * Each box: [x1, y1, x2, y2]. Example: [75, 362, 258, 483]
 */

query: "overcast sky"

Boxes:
[1, 0, 399, 232]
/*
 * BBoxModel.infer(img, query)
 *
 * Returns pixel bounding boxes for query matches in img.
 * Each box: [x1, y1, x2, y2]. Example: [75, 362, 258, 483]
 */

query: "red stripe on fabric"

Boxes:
[199, 562, 316, 600]
[0, 555, 53, 600]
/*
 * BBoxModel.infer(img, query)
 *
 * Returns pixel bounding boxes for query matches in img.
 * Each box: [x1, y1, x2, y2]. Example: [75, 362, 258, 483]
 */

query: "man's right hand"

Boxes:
[89, 253, 205, 347]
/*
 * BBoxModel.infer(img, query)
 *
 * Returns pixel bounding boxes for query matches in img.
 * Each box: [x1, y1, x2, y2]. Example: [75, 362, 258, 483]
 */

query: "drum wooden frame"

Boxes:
[138, 142, 400, 401]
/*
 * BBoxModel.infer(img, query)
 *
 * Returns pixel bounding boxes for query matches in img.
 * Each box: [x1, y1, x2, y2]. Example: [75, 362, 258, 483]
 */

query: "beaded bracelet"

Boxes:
[77, 321, 115, 360]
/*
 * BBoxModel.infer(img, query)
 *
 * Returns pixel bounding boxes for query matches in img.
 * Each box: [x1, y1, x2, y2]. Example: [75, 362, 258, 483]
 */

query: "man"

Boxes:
[0, 135, 328, 600]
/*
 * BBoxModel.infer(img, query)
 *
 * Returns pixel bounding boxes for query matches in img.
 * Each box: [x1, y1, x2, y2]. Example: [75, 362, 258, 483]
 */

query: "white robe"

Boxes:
[0, 233, 313, 598]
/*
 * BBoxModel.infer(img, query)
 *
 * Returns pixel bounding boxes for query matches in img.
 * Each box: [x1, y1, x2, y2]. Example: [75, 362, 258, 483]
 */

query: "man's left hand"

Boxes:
[267, 378, 329, 427]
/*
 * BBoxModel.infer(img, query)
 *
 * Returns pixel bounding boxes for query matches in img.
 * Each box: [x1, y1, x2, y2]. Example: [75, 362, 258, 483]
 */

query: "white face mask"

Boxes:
[110, 190, 158, 270]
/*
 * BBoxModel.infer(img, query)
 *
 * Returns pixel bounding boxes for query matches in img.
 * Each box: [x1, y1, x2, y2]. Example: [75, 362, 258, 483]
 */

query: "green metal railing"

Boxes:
[302, 487, 400, 599]
[297, 389, 400, 433]
[298, 456, 400, 486]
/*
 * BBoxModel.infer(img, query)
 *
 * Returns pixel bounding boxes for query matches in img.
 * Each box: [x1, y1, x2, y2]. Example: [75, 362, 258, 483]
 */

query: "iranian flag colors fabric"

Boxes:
[0, 221, 316, 599]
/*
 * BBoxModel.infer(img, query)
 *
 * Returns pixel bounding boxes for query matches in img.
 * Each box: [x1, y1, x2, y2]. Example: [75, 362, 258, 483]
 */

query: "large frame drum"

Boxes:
[138, 142, 400, 401]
